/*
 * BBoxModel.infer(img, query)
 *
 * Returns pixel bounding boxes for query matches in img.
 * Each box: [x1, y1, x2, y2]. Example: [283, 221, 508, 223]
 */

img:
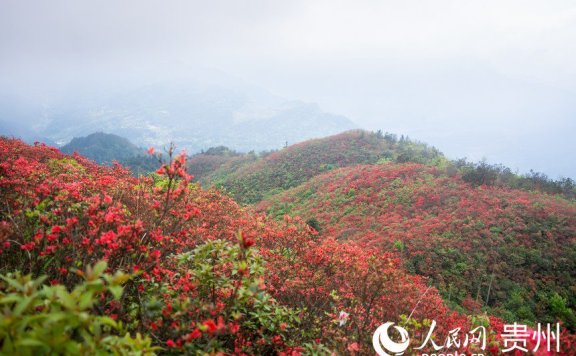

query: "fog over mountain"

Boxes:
[1, 0, 575, 178]
[0, 66, 356, 152]
[251, 58, 576, 179]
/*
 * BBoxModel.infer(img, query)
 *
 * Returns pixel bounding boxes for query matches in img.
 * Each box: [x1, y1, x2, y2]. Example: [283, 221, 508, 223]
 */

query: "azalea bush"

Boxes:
[137, 238, 310, 354]
[261, 227, 471, 354]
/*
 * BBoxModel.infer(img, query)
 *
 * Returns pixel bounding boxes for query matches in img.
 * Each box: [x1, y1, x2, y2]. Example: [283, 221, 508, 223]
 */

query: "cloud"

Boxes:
[1, 0, 575, 81]
[1, 0, 575, 177]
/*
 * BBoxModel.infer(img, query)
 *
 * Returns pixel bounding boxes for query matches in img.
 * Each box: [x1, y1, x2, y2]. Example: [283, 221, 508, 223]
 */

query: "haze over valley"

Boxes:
[1, 0, 576, 179]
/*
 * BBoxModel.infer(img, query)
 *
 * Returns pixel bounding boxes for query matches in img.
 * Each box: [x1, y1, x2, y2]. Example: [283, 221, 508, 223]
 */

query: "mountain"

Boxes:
[0, 67, 357, 153]
[190, 129, 575, 203]
[186, 129, 576, 329]
[257, 162, 576, 329]
[190, 130, 444, 204]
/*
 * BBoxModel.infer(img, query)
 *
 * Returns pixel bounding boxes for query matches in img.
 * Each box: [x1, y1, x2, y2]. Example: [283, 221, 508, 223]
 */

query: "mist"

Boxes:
[1, 0, 575, 178]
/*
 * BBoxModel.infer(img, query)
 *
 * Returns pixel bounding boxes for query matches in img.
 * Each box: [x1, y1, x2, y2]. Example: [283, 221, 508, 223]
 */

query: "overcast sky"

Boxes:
[1, 0, 575, 177]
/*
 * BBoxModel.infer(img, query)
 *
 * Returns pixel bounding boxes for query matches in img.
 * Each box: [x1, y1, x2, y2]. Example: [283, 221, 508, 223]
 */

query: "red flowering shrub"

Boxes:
[0, 138, 316, 353]
[139, 238, 310, 354]
[261, 228, 475, 354]
[0, 139, 331, 353]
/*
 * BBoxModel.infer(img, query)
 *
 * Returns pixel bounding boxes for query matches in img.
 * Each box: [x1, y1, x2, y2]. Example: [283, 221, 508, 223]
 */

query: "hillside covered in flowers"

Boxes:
[258, 163, 576, 333]
[190, 130, 575, 206]
[1, 135, 575, 355]
[188, 130, 445, 205]
[0, 137, 511, 355]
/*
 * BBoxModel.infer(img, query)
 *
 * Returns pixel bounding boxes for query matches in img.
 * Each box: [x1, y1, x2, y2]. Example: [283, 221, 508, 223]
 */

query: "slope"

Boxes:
[258, 162, 576, 330]
[197, 129, 444, 204]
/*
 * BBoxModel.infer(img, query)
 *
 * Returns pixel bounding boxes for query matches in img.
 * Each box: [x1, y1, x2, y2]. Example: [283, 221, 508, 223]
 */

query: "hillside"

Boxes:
[258, 163, 576, 330]
[187, 146, 258, 185]
[61, 132, 143, 163]
[194, 130, 444, 204]
[61, 132, 158, 173]
[0, 138, 502, 354]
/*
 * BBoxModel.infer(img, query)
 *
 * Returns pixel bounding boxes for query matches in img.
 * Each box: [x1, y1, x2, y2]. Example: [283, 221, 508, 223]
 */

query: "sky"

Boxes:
[1, 0, 575, 178]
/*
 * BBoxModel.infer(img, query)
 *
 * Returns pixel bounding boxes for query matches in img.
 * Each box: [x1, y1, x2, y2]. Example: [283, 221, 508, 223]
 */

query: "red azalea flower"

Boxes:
[204, 319, 217, 334]
[187, 328, 202, 340]
[347, 342, 360, 352]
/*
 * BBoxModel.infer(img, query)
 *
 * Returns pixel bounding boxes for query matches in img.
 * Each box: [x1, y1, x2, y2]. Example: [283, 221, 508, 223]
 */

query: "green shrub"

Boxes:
[0, 261, 158, 355]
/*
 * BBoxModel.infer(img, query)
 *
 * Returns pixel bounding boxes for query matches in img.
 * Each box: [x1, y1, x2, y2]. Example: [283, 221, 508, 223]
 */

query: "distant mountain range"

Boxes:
[0, 67, 356, 152]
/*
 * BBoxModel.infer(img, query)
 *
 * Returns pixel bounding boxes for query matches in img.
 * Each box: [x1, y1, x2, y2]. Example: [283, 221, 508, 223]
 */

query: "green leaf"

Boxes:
[16, 338, 47, 347]
[112, 271, 131, 284]
[13, 296, 34, 317]
[92, 261, 108, 278]
[0, 294, 22, 305]
[0, 275, 24, 292]
[31, 275, 48, 290]
[78, 292, 95, 310]
[109, 285, 124, 300]
[97, 316, 118, 329]
[55, 287, 76, 310]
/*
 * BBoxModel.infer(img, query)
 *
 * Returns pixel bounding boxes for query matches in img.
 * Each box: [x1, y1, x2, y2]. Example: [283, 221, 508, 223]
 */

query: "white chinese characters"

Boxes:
[501, 322, 560, 353]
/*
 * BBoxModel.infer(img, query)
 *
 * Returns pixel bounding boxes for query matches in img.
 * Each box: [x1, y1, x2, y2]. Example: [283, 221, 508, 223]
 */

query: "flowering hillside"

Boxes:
[258, 162, 576, 335]
[0, 138, 506, 354]
[193, 130, 444, 204]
